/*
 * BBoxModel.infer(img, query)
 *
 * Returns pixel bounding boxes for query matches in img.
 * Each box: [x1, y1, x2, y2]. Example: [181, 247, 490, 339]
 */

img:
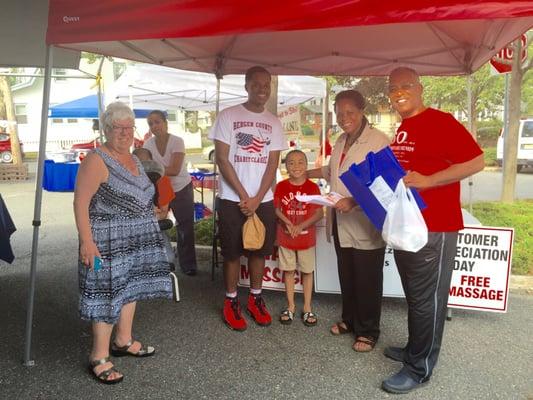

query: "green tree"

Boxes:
[82, 52, 106, 64]
[421, 64, 504, 136]
[501, 32, 533, 203]
[522, 67, 533, 116]
[325, 76, 389, 114]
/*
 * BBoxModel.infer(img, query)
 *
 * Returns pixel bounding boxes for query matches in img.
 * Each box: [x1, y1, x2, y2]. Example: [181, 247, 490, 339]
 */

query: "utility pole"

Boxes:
[501, 37, 530, 202]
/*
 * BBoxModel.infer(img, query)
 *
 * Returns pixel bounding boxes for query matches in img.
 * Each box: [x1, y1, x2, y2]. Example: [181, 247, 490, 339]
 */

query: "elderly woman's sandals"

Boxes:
[89, 357, 123, 384]
[110, 338, 155, 358]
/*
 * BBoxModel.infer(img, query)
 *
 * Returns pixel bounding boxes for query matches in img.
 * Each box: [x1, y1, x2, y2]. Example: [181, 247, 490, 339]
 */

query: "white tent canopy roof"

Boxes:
[107, 64, 326, 112]
[53, 18, 533, 77]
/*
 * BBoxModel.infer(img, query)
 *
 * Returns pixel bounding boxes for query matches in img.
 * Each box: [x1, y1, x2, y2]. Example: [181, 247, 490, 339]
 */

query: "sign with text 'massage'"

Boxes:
[238, 225, 514, 313]
[239, 248, 304, 293]
[448, 226, 514, 313]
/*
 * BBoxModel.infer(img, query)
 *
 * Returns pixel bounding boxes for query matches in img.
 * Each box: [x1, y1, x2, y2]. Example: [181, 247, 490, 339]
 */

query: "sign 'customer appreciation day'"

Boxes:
[448, 226, 514, 313]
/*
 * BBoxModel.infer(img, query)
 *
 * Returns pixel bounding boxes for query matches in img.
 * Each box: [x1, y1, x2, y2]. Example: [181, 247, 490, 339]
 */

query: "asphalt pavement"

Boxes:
[0, 165, 532, 399]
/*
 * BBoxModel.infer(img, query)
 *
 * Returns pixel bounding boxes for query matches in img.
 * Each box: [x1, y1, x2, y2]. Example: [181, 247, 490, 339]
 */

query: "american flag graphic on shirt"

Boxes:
[236, 131, 269, 153]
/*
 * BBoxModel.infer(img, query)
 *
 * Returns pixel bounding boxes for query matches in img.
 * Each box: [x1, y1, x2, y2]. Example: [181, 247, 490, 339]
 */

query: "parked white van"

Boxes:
[496, 118, 533, 172]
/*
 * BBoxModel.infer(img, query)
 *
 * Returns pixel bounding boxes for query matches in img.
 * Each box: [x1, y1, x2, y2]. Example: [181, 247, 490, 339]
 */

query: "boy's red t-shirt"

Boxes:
[390, 108, 483, 231]
[274, 178, 321, 250]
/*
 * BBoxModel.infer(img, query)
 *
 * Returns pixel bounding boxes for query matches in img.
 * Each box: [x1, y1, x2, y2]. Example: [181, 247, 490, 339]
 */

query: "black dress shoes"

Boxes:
[383, 346, 405, 362]
[381, 368, 429, 394]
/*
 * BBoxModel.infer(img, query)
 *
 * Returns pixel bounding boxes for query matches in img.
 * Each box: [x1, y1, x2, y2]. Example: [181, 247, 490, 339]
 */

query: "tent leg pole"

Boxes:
[96, 56, 105, 143]
[321, 79, 328, 166]
[23, 45, 54, 367]
[211, 78, 221, 281]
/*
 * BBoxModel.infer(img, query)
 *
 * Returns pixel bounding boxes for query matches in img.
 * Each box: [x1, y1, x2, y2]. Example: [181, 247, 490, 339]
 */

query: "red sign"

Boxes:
[490, 34, 528, 74]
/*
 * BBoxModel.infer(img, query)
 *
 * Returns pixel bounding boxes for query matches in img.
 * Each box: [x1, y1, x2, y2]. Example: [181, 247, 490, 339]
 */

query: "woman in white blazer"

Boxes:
[308, 90, 390, 352]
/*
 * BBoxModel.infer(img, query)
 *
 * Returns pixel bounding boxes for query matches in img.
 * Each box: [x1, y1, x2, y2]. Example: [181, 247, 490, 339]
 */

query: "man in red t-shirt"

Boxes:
[274, 150, 323, 326]
[381, 67, 484, 395]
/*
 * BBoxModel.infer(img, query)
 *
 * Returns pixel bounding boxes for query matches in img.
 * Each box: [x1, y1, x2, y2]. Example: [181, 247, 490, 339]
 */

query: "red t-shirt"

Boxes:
[274, 179, 321, 250]
[390, 108, 483, 232]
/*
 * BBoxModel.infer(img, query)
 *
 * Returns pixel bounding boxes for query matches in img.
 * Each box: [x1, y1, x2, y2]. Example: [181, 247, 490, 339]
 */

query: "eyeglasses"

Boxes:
[112, 125, 136, 134]
[388, 83, 417, 94]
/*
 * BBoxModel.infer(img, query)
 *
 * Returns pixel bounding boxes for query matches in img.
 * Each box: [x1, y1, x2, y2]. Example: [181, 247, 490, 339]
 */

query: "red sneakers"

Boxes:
[223, 297, 247, 331]
[247, 294, 272, 326]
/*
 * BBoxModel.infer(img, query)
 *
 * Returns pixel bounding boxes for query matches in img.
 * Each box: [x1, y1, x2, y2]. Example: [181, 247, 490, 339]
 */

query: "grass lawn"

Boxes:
[482, 146, 497, 167]
[472, 200, 533, 275]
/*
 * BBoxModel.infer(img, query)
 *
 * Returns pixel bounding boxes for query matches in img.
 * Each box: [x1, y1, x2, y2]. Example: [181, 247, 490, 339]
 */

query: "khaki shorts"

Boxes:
[278, 246, 316, 274]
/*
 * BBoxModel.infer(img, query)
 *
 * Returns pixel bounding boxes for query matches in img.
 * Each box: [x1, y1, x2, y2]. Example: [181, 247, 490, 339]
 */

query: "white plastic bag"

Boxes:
[382, 180, 428, 252]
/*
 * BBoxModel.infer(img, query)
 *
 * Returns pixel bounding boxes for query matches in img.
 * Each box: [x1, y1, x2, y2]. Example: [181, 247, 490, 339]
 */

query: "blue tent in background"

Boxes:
[48, 95, 152, 118]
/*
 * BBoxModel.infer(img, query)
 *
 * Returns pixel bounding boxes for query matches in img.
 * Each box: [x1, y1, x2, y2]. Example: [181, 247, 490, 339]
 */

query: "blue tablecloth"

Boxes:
[43, 160, 80, 192]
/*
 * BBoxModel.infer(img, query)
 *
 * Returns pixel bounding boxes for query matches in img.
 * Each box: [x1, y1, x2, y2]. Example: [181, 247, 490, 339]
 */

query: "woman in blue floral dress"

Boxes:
[74, 102, 176, 384]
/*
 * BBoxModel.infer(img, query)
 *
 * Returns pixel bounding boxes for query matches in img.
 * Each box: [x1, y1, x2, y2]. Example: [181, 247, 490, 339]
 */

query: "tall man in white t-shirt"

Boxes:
[209, 66, 287, 331]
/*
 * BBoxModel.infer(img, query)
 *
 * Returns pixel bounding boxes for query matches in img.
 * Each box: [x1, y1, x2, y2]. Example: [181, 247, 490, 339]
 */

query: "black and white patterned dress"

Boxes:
[78, 148, 173, 324]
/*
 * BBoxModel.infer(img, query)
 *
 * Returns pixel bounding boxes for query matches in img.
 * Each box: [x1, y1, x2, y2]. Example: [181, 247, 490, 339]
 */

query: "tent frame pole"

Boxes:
[96, 56, 105, 142]
[211, 77, 221, 280]
[24, 45, 54, 367]
[321, 79, 328, 166]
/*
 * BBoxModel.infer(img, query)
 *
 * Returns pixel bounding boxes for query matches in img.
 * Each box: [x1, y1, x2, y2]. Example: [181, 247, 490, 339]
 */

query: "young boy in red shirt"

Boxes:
[274, 150, 323, 326]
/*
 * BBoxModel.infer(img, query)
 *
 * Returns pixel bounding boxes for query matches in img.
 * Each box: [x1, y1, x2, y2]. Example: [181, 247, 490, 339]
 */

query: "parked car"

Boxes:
[70, 136, 144, 161]
[202, 144, 216, 162]
[496, 118, 533, 172]
[0, 133, 24, 163]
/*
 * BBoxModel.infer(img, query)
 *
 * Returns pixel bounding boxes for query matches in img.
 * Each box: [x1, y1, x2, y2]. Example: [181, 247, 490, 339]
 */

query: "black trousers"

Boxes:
[169, 182, 197, 273]
[333, 219, 385, 339]
[394, 231, 458, 382]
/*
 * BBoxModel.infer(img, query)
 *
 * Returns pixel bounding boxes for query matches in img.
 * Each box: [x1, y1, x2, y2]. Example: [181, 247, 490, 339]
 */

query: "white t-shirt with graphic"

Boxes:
[143, 134, 191, 193]
[209, 104, 287, 202]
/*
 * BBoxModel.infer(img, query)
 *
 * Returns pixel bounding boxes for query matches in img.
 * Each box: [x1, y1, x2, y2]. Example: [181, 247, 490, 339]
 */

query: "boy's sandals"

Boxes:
[330, 321, 352, 335]
[352, 336, 377, 352]
[301, 311, 318, 327]
[279, 309, 294, 325]
[110, 338, 155, 358]
[89, 357, 123, 385]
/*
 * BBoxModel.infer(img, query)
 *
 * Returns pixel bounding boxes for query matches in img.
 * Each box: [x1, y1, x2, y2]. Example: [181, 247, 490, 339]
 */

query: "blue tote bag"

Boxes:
[339, 146, 425, 230]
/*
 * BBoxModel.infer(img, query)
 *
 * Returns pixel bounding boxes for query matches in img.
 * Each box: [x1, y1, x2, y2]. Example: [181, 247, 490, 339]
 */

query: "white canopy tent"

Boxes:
[107, 64, 326, 111]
